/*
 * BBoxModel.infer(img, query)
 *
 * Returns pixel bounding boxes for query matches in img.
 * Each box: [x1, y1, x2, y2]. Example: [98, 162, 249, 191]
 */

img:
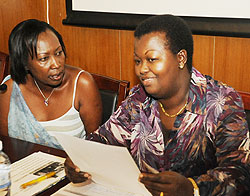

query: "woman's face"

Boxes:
[27, 29, 65, 87]
[134, 32, 182, 99]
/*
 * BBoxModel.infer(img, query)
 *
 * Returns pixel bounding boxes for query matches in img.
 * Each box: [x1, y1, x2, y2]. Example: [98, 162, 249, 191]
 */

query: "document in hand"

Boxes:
[54, 133, 152, 196]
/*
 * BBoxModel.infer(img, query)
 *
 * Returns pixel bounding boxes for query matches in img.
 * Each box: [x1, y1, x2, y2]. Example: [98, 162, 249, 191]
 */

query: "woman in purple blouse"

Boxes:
[65, 15, 250, 196]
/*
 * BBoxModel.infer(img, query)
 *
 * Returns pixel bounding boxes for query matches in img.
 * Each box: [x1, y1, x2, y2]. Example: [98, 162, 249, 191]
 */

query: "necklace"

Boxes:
[159, 100, 188, 118]
[34, 79, 55, 106]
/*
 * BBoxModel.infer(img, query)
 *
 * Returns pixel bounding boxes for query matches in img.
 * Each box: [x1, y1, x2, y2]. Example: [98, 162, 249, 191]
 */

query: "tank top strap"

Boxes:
[72, 70, 85, 107]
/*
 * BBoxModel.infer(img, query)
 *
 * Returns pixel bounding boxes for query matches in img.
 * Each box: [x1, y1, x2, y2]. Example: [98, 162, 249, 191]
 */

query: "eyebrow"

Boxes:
[133, 49, 157, 58]
[144, 50, 155, 55]
[37, 46, 62, 55]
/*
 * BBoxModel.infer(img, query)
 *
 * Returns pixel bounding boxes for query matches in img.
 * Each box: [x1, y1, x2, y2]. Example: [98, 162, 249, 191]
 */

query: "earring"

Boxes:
[179, 62, 185, 69]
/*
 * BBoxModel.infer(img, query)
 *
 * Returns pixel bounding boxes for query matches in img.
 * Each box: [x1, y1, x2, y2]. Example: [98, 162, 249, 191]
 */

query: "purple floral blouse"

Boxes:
[88, 68, 250, 195]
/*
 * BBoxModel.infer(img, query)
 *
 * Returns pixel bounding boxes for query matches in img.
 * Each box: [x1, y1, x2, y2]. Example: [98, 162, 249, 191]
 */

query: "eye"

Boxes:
[55, 50, 63, 56]
[148, 58, 157, 63]
[39, 56, 49, 62]
[134, 59, 141, 65]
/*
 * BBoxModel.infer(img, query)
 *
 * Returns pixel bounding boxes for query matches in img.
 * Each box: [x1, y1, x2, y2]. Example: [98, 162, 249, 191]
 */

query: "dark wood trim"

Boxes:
[0, 51, 9, 82]
[239, 91, 250, 110]
[91, 73, 130, 109]
[63, 0, 250, 38]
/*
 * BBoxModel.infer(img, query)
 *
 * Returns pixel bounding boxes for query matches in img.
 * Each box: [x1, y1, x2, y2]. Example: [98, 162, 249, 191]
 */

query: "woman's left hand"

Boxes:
[64, 156, 91, 183]
[139, 171, 193, 196]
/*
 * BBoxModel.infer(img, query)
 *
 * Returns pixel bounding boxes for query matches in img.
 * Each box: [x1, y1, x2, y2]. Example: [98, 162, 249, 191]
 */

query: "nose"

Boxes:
[50, 56, 61, 69]
[139, 61, 150, 74]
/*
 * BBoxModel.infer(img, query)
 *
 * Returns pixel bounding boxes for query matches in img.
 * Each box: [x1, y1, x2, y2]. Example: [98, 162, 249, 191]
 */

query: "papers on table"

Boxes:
[11, 151, 65, 196]
[54, 133, 152, 196]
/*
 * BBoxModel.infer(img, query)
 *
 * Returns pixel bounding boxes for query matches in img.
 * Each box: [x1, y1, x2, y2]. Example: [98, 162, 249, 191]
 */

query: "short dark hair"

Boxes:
[8, 19, 66, 84]
[134, 14, 193, 72]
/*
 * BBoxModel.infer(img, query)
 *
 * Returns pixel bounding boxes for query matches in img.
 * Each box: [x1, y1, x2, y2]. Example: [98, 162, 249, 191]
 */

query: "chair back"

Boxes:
[238, 91, 250, 128]
[91, 73, 130, 124]
[0, 51, 9, 82]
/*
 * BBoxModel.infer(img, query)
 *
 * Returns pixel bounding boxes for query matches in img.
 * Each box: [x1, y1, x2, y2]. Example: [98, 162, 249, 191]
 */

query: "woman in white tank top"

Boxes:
[0, 19, 102, 148]
[39, 70, 88, 139]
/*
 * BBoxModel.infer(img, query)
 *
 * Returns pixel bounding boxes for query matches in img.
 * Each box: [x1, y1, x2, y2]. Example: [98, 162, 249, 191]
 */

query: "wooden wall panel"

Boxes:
[120, 30, 139, 87]
[193, 35, 215, 77]
[0, 0, 46, 53]
[64, 26, 121, 79]
[214, 36, 250, 92]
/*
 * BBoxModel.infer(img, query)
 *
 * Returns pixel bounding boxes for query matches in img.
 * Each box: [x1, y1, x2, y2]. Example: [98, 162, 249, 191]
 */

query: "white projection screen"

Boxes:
[63, 0, 250, 37]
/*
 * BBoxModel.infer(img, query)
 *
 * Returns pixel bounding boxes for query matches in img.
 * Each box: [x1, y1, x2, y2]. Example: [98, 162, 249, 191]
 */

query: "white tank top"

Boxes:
[39, 70, 86, 138]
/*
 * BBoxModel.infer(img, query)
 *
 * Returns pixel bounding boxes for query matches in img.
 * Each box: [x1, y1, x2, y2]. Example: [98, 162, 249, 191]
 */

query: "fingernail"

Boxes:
[75, 168, 80, 172]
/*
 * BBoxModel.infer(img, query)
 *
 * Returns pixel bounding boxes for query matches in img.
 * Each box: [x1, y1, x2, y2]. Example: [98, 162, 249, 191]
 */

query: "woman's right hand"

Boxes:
[64, 156, 91, 183]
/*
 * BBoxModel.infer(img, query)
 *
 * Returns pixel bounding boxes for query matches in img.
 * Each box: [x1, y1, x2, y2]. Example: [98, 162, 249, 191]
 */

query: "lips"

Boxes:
[141, 77, 155, 86]
[50, 71, 63, 81]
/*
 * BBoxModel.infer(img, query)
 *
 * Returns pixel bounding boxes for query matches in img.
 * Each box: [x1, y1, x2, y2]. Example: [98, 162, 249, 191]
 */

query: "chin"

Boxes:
[55, 81, 63, 88]
[51, 74, 64, 87]
[50, 80, 63, 88]
[143, 87, 159, 98]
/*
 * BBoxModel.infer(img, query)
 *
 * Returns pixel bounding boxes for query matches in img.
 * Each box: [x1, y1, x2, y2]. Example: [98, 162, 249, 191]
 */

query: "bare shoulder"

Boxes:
[65, 65, 95, 88]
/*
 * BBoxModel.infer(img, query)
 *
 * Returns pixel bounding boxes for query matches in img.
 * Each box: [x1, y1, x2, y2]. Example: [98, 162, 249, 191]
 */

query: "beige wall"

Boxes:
[0, 0, 250, 92]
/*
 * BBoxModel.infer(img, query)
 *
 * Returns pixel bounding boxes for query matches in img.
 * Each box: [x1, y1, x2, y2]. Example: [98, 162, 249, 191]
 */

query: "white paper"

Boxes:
[10, 151, 65, 196]
[53, 180, 138, 196]
[54, 133, 151, 196]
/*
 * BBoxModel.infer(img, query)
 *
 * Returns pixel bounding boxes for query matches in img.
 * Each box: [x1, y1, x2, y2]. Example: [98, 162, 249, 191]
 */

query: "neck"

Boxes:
[35, 81, 54, 93]
[161, 89, 189, 112]
[28, 74, 64, 92]
[33, 78, 56, 106]
[159, 71, 190, 111]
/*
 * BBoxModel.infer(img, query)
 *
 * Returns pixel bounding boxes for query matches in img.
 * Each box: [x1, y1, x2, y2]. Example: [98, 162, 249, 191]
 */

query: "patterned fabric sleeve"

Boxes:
[195, 87, 250, 195]
[87, 88, 137, 147]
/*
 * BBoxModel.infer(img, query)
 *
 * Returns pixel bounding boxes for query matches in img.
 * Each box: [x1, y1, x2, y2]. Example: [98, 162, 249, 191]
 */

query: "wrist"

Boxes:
[188, 177, 200, 196]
